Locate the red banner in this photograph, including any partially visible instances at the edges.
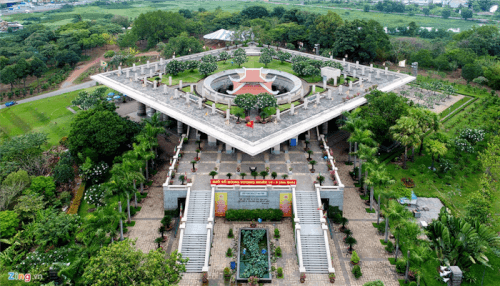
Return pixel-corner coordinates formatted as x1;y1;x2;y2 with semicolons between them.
210;179;297;186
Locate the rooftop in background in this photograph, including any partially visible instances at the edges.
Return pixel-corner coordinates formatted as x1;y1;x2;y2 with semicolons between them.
92;44;415;156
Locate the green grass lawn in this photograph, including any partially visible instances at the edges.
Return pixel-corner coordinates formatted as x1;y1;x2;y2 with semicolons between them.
439;96;472;118
162;56;322;86
0;86;99;147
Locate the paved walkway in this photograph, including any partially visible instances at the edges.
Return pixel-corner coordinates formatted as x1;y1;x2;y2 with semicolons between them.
0;81;96;110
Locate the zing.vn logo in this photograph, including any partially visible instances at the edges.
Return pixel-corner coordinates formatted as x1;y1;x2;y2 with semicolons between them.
8;272;42;282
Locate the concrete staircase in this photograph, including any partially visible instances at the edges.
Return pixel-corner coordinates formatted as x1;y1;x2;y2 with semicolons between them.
295;190;329;273
182;190;211;272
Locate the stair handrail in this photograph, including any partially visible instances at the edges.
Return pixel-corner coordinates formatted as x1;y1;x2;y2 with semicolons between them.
292;186;306;273
322;224;335;274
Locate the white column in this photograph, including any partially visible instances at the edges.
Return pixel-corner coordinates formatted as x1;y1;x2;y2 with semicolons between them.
272;144;280;155
225;143;233;154
179;80;183;89
169;76;172;85
141;66;144;74
147;61;150;68
208;135;217;147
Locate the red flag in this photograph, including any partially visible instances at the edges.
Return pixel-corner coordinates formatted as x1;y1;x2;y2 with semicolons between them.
246;120;254;128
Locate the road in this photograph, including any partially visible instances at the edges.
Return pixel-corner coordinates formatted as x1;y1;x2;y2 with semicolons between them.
0;81;96;110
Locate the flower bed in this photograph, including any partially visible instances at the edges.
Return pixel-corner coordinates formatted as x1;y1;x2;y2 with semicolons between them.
67;182;85;215
237;228;272;283
401;177;415;188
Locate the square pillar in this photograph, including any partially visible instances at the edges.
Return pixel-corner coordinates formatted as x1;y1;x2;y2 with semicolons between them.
208;135;217;147
225;143;233;154
177;121;184;135
272;144;280;155
137;102;146;116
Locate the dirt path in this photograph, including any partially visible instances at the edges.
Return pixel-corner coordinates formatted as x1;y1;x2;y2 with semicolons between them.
61;50;161;89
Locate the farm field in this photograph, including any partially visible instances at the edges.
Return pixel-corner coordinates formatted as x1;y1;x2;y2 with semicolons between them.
4;0;489;31
0;86;99;147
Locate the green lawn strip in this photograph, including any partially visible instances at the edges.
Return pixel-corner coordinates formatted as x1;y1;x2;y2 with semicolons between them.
205;101;244;115
440;97;477;124
439;96;471;117
360;195;369;200
0;86;101;148
365;208;376;213
181;86;191;93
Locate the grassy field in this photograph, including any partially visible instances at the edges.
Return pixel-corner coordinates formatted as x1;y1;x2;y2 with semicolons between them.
0;86;99;147
5;0;488;32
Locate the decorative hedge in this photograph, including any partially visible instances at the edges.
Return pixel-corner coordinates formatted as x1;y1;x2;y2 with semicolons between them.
67;183;85;215
225;209;283;221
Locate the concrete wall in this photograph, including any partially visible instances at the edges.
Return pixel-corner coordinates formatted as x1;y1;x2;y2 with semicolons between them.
164;189;188;210
320;189;344;211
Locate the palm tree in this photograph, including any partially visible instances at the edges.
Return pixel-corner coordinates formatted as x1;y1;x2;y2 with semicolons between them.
196;140;202;150
364;164;395;211
349;129;375;179
307;150;314;161
121;155;145;207
409;107;440;157
123;150;145;193
110;163;143;224
77;203;123;248
317;175;325;186
358;143;378;191
240;172;247;179
343;229;353;238
191;160;197;172
271;172;277;179
382;200;412;245
339;217;349;230
340;109;365;162
227;173;232;179
426;139;447;171
281;174;288;179
345;236;357;252
209;171;218;179
309;160;317;173
389;116;421;169
134;141;155;180
260;171;268;179
304;139;310;151
251;171;258;179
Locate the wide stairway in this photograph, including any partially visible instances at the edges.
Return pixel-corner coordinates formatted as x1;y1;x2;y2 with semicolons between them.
295;190;329;273
181;190;211;272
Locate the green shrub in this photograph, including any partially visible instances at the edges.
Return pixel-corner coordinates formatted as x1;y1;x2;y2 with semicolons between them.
161;215;172;227
225;209;283;221
30;176;56;199
363;280;385;286
352;265;362;278
409;282;417;286
351;250;360;264
275;246;282;257
2;169;30;188
164;208;179;217
0;210;20;238
226;247;233;257
53;163;74;184
385;241;394;253
396;258;406;274
228;228;234;238
104;50;115;58
274;228;280;238
277;267;283;278
376;222;385;234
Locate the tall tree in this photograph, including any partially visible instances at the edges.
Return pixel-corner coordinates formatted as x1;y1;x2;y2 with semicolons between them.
390;116;421;169
365;163;395;211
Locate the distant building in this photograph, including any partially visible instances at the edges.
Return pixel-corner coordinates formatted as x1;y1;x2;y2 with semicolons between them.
0;21;23;32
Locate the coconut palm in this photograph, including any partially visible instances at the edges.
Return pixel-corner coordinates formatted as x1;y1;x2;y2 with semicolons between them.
364;164;395;211
358;143;378;191
133;142;155;181
382;200;412;244
340;109;366;162
349;129;375;181
77;203;123;247
309;160;317;172
122;155;146;207
260;171;268;179
209;171;218;179
240;172;247;179
339;217;349;230
389;116;421;169
110;162;144;224
307;150;314;161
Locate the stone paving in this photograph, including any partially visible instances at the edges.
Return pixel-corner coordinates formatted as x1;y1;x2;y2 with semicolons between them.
127;130;402;285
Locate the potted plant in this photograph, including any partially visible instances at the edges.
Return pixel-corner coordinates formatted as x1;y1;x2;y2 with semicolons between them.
179;175;186;185
309;160;317;173
230;276;236;286
271;171;277;179
288;167;293;175
155;237;163;249
351;250;360;265
282;174;289;179
317;175;325;186
304;140;310;151
195;140;202;150
248;276;259;286
345;236;357;253
183;137;188;143
159;226;165;238
236;166;241;173
266;166;270;172
202;272;208;284
251;171;258;179
209;171;218;179
228;228;234;238
250;219;257;228
329;273;335;283
240;172;246;179
300;273;306;283
245;116;251;123
260;171;269;179
307;150;314;161
162;215;173;230
191;160;197;172
195;149;201;160
223;267;231;281
255;115;262;123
